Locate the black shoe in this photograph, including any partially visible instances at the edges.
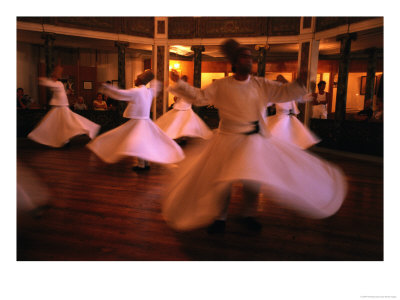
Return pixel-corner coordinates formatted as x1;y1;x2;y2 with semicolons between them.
239;217;262;233
132;166;147;172
177;139;187;146
207;220;226;234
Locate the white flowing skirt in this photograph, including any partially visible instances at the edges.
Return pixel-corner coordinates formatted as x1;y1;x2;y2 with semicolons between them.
162;131;347;231
266;114;320;149
17;161;49;212
27;106;100;148
86;118;185;164
155;109;213;140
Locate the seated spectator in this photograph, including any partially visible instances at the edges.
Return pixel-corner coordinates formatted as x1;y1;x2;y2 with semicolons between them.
372;98;383;121
373;74;383;121
93;93;108;111
17;88;32;109
74;96;88;110
355;99;373;121
104;81;118;110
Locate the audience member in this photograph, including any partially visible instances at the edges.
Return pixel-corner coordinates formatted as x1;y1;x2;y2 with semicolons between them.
74;96;88;110
104;81;118;110
93;93;108;110
372;98;383;121
17;88;32;109
311;81;330;119
355;98;373;121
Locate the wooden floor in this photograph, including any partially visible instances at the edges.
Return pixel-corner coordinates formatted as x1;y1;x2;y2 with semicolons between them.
17;137;383;261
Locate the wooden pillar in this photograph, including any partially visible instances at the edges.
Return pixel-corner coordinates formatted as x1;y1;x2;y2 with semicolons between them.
76;48;81;105
191;45;205;88
115;42;129;89
297;17;319;126
191;45;205;114
42;33;55;77
115;42;129;114
365;47;377;107
153;17;169;120
155;45;166;119
41;33;55;106
335;33;357;123
255;44;269;77
297;38;319;126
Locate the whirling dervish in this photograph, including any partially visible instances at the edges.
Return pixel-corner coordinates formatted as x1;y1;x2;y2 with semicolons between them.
155;75;213;142
28;65;100;147
86;70;185;170
266;75;321;149
162;39;347;234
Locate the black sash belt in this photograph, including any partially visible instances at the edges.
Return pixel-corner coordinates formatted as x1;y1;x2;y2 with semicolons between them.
244;120;260;135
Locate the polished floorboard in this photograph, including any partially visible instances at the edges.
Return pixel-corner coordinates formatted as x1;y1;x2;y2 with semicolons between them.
17;136;383;261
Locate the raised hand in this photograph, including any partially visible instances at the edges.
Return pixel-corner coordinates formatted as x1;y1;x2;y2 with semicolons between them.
170;70;180;83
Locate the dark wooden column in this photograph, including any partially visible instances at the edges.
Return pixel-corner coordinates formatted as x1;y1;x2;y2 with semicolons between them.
297;41;311;123
156;45;165;119
191;46;205;114
365;47;377;106
115;42;129;89
41;33;55;106
42;33;55;77
256;44;269;77
191;46;205;88
335;33;357;123
115;42;129;114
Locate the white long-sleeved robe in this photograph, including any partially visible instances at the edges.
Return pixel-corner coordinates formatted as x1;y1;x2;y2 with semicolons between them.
162;75;347;231
155;96;213;140
267;100;320;149
86;81;185;164
27;78;100;147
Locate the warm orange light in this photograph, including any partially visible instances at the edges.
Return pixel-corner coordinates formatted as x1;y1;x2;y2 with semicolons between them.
169;61;181;72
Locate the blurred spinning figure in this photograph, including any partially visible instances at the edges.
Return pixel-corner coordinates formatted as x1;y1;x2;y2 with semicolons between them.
28;65;100;147
162;39;347;233
266;75;320;149
86;70;185;170
155;75;213;142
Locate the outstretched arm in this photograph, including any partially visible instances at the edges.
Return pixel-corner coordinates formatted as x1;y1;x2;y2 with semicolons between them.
101;84;139;101
38;77;60;88
296;93;314;103
261;77;314;105
149;80;162;98
168;70;216;106
261;79;307;104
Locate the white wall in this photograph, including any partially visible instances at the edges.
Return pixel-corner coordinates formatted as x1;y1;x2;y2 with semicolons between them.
17;44;148;108
331;72;383;113
17;42;39;106
126;53;144;89
96;51;144;88
96;51;118;84
346;72;366;112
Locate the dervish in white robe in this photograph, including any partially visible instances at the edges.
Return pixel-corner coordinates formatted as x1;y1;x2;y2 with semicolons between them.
162;75;347;231
155;96;213;140
86;81;185;165
28;77;101;147
266;99;320;149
